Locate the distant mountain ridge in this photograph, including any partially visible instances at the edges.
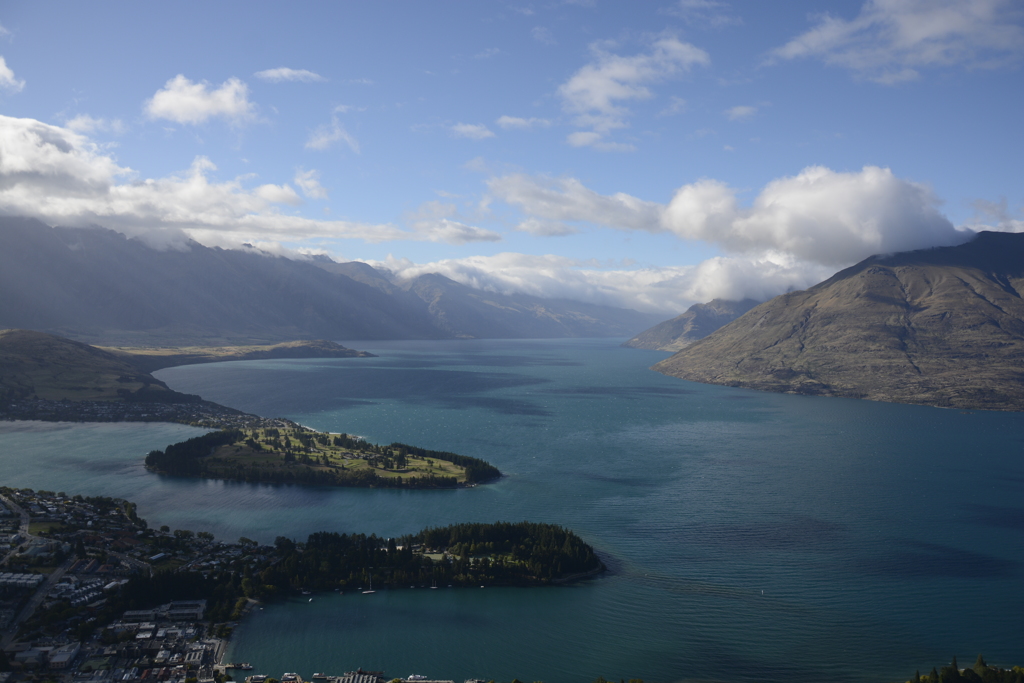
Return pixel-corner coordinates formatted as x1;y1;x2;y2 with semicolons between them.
654;231;1024;411
624;298;760;351
0;217;663;344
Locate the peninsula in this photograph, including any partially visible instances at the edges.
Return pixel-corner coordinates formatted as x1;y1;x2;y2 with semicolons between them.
0;329;502;488
144;427;502;488
2;486;603;647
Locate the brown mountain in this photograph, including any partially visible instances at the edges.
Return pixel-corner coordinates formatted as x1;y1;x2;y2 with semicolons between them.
654;231;1024;411
623;298;760;351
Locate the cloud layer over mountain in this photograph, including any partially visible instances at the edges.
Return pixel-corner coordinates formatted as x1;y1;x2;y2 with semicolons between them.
0;113;1006;315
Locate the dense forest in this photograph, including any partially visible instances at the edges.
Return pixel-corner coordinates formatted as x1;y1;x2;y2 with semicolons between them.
82;522;603;627
144;428;501;489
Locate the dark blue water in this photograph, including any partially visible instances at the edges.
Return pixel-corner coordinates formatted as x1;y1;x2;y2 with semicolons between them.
3;339;1022;682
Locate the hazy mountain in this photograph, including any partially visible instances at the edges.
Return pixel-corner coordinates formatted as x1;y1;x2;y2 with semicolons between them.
0;217;662;344
654;231;1024;411
623;298;760;351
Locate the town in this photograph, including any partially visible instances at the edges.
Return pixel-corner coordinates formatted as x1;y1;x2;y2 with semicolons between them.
0;487;600;683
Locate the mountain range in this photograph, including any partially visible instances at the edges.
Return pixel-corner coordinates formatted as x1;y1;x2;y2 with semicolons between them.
0;217;663;345
653;231;1024;411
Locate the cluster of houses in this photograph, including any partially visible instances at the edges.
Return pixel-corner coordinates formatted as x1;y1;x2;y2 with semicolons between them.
3;600;221;683
1;489;495;683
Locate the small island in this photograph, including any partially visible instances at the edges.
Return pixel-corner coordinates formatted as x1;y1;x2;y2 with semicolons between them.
145;426;502;488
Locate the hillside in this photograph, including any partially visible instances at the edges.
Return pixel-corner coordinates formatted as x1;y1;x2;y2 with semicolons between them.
0;328;193;403
0;217;662;344
654;231;1024;411
624;298;760;351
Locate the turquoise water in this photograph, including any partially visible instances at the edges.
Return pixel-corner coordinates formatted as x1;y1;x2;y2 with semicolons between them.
2;338;1023;682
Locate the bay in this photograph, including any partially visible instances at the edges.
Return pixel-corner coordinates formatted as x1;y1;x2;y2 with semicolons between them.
2;338;1022;683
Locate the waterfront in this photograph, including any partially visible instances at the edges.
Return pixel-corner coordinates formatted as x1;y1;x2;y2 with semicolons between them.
2;338;1023;682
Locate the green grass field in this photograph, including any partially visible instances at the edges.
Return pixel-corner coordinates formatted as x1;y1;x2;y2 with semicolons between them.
206;427;468;483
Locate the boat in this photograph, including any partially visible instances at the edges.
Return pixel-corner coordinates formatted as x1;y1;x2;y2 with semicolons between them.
362;575;375;594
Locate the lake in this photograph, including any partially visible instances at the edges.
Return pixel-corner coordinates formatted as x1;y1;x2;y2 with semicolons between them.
2;338;1022;683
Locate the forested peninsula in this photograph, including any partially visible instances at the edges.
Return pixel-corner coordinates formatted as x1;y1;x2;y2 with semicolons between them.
144;426;502;488
5;487;603;646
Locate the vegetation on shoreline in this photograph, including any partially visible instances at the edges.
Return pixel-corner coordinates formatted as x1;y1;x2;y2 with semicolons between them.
144;426;501;488
4;485;602;645
898;655;1024;683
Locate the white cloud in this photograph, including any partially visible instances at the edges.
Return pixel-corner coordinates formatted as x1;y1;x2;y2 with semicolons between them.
65;114;126;135
144;75;256;125
473;165;976;308
967;198;1024;233
411;218;502;244
559;36;710;147
306;107;360;153
496;115;551;130
769;0;1024;84
725;105;757;120
566;131;636;152
371;251;827;314
254;67;326;83
0;56;25;93
490;167;966;267
0;114;493;249
294;168;328;199
474;48;500;59
664;0;742;27
515;218;579;237
662;165;967;265
488;173;662;231
531;26;556;45
450;123;495;140
255;183;301;205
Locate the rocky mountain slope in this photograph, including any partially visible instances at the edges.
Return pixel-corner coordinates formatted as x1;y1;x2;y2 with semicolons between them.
0;217;662;344
654;231;1024;411
624;298;760;351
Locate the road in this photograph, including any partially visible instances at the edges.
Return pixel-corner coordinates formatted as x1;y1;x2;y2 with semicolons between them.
0;492;31;566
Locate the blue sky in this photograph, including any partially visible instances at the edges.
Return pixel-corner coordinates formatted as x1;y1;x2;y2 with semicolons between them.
1;1;1022;313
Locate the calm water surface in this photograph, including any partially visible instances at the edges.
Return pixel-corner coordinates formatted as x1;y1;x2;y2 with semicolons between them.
2;338;1022;683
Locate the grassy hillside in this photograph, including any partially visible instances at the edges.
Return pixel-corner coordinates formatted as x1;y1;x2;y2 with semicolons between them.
654;232;1024;411
0;328;187;402
103;339;374;373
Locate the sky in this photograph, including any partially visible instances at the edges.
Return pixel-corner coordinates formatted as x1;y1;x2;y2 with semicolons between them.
1;0;1022;315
